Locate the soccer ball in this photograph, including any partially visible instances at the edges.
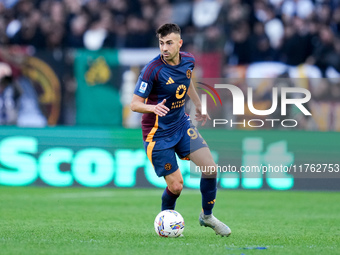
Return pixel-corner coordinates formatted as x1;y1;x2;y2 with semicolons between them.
154;210;185;237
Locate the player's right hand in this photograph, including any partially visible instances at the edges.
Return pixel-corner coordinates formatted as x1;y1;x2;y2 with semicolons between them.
153;99;169;117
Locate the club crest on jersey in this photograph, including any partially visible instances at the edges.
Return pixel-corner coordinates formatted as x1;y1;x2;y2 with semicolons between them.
186;69;192;79
165;163;172;171
139;81;148;93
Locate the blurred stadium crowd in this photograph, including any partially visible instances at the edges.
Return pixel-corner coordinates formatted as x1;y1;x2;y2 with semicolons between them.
0;0;339;71
0;0;340;129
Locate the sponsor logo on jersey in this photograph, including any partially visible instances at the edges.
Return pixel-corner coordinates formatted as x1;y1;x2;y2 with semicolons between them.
176;85;187;99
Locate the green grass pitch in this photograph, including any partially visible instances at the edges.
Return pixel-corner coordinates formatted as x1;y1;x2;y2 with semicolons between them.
0;187;339;255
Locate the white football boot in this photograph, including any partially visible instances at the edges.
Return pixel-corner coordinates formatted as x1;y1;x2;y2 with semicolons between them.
199;212;231;237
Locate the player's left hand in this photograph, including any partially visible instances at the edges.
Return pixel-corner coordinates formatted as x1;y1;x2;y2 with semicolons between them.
195;106;211;126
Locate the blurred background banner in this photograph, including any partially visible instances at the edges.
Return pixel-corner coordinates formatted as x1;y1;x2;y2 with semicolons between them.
74;49;122;125
1;46;339;130
0;0;340;190
0;127;339;190
0;47;61;126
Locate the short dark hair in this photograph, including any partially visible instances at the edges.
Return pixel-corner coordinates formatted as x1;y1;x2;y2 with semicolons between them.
156;23;181;38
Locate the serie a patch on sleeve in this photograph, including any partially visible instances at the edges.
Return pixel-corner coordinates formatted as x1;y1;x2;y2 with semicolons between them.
139;81;148;93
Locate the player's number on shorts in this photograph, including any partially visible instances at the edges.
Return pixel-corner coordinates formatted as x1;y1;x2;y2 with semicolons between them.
187;128;207;144
187;128;198;139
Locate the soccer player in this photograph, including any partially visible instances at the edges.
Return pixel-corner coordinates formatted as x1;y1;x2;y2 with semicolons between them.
130;23;231;237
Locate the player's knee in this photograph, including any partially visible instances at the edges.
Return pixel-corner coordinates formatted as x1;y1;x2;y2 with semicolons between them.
169;182;183;195
201;163;218;178
202;172;217;179
206;167;218;177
